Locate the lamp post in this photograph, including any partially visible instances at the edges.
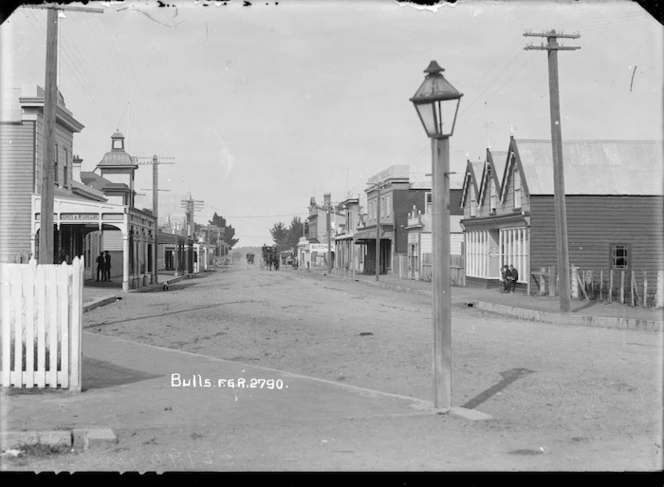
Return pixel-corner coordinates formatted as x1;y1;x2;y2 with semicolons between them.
410;60;463;410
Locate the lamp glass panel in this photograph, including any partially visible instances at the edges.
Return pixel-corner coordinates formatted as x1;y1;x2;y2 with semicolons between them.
414;102;436;137
438;98;461;136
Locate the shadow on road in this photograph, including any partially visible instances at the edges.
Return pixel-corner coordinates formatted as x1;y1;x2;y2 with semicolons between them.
462;368;535;410
82;357;163;391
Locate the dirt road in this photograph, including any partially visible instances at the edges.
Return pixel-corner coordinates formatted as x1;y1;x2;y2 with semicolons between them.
5;265;661;471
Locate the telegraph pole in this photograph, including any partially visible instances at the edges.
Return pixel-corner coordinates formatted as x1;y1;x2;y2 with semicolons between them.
180;194;203;274
375;183;381;281
31;4;103;263
324;193;332;273
524;29;580;313
135;155;175;284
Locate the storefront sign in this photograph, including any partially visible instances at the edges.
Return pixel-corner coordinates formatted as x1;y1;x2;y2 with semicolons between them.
103;213;124;221
60;213;99;220
310;243;335;252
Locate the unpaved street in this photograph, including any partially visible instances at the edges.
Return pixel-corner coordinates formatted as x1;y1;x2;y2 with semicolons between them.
76;265;662;469
6;264;661;471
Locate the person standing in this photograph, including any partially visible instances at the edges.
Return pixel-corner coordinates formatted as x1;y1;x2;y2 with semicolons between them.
507;264;519;293
96;252;105;281
104;250;112;282
500;265;509;292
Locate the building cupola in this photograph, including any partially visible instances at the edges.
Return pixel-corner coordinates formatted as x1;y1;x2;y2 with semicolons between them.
111;130;125;151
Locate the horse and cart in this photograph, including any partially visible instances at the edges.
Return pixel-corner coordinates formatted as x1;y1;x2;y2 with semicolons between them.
246;252;255;265
260;245;280;271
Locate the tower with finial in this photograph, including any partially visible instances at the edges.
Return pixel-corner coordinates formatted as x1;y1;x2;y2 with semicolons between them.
95;130;138;206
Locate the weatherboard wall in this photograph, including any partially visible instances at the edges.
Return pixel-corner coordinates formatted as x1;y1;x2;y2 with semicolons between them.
529;195;664;290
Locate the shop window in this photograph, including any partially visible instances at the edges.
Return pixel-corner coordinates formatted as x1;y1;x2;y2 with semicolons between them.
610;244;629;270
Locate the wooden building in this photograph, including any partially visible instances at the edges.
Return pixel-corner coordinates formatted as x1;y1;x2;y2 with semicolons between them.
461;136;664;293
0;85;156;291
353;165;429;275
405;173;465;281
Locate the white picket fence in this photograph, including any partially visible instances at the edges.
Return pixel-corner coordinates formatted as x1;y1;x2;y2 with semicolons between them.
0;257;83;391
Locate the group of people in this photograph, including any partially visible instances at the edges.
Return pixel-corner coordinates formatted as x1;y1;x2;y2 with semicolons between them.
95;250;112;282
501;264;519;293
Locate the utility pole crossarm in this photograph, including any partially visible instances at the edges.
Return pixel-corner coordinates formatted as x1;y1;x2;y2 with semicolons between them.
524;45;581;51
523;31;580;39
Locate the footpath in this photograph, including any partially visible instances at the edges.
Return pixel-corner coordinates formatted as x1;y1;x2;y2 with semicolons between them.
303;267;664;333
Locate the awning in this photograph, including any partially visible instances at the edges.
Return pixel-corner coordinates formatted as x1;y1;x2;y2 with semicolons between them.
353;228;394;241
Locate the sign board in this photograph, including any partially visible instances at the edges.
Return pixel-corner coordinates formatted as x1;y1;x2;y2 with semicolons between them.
310;243;335;253
60;213;99;220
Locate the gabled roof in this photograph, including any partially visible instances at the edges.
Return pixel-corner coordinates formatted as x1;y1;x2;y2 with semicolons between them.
478;149;508;205
460;159;483;207
511;139;663;195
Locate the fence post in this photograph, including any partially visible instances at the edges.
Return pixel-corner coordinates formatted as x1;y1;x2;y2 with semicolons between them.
25;260;37;388
1;265;11;387
630;271;636;307
548;266;555;296
571;265;578;300
36;264;46;388
620;270;625;305
643;271;648;308
657;271;664;308
70;257;83;392
59;262;69;388
12;265;23;386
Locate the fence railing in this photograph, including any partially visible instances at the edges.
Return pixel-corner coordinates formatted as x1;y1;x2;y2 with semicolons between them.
0;258;83;390
532;265;664;308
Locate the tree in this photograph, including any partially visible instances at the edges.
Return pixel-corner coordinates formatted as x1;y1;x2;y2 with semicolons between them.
286;217;304;251
208;212;239;249
269;222;289;251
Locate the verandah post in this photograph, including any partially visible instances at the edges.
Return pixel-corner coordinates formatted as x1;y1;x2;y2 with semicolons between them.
643;271;648;308
620;270;625;305
609;269;614;304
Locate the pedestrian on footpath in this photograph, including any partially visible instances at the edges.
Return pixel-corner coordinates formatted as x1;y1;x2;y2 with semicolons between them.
96;252;105;281
104;250;112;282
500;265;509;292
507;264;519;293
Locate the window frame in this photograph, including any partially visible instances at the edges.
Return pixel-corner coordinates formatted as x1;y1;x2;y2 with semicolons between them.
610;243;630;271
513;165;522;209
54;143;59;185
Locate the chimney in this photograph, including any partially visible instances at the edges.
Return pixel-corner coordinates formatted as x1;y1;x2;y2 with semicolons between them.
72;155;83;183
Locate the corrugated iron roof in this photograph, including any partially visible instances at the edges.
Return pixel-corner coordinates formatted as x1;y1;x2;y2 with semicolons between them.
80;171;129;191
515;139;663;195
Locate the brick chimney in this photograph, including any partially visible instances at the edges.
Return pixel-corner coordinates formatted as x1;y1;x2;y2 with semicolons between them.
72;155;83;183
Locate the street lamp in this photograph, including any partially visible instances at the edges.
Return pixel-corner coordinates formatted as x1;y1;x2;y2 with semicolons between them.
410;60;463;410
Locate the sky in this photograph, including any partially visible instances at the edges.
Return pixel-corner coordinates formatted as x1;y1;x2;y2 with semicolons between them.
1;0;662;247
